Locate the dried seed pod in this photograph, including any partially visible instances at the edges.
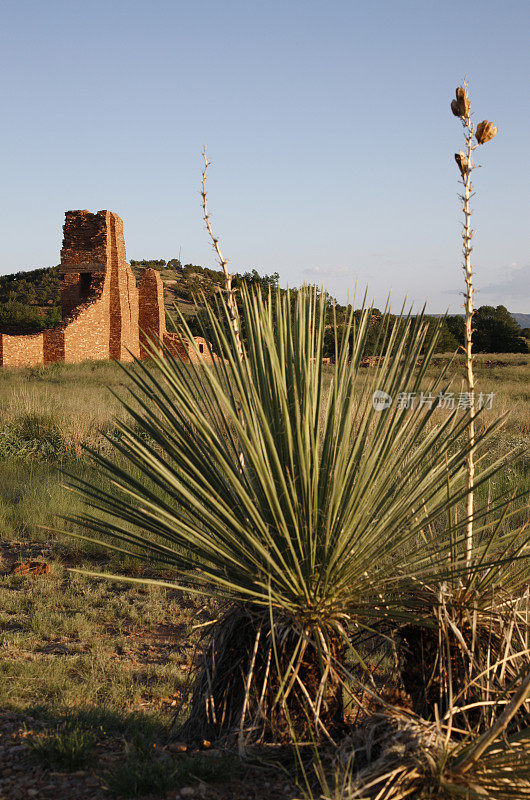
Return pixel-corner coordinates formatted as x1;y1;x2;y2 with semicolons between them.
454;151;468;178
475;120;498;144
451;86;470;118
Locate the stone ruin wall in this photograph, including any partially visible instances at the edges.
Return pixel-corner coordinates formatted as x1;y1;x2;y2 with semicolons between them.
0;330;45;369
164;332;212;363
139;267;167;358
0;210;211;369
138;267;214;364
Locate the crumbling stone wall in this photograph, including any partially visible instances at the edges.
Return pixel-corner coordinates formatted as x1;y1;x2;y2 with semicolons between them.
58;210;140;363
138;268;213;363
0;210;211;369
60;210;108;316
43;327;65;364
164;332;213;363
0;211;139;367
139;268;167;358
108;213;139;361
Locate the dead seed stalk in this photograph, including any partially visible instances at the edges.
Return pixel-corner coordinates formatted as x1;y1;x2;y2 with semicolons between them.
452;78;498;568
201;146;244;362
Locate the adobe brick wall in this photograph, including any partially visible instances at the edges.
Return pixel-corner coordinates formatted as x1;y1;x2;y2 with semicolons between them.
0;210;209;369
62;289;110;363
60;210;108;316
164;332;214;364
61;209;107;266
0;331;44;368
163;332;190;361
43;327;65;364
58;210;139;363
137;268;214;364
139;268;167;358
192;336;212;362
108;213;139;361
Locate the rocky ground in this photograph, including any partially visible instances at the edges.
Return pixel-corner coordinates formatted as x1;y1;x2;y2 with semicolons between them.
0;712;300;800
0;541;302;800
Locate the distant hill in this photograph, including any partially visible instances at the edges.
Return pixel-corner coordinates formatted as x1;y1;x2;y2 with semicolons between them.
512;313;530;329
128;261;280;331
0;262;279;334
0;262;528;347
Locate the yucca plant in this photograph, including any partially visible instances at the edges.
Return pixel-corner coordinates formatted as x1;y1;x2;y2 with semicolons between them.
391;83;528;732
67;286;512;746
337;723;530;799
397;514;530;731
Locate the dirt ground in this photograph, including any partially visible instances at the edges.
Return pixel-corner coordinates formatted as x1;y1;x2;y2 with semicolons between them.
0;541;302;800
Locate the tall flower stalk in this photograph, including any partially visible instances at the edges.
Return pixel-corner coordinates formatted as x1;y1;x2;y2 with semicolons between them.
452;79;498;567
200;147;246;469
201;145;243;361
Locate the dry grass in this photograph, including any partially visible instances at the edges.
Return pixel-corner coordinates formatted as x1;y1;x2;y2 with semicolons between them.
0;553;204;716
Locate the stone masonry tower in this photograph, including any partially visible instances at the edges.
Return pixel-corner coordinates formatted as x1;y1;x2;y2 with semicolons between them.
58;210;140;361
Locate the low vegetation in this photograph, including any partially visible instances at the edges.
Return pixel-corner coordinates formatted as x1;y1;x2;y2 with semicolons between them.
0;324;528;797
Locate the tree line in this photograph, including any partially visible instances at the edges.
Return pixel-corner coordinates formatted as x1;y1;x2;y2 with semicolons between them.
0;261;527;353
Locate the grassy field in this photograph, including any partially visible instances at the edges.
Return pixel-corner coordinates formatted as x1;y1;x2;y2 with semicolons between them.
0;353;528;798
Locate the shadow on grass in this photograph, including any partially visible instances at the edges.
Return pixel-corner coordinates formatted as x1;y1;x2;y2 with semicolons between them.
29;702;169;740
23;704;239;798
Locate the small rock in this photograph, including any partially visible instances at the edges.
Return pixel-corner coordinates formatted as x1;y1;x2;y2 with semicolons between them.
168;741;187;753
27;791;39;798
180;788;195;798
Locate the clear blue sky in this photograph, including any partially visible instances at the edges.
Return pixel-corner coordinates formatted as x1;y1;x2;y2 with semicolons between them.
1;0;528;312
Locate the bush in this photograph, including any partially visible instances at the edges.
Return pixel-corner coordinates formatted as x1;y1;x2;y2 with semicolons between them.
0;300;61;333
0;413;66;460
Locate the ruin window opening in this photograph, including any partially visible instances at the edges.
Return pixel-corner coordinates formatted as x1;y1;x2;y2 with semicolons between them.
80;272;92;300
199;343;204;353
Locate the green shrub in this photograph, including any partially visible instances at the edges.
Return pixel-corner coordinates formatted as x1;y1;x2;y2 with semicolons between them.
0;413;66;459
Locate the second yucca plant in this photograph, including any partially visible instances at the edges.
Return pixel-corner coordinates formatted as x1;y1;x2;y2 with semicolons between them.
393;81;527;732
